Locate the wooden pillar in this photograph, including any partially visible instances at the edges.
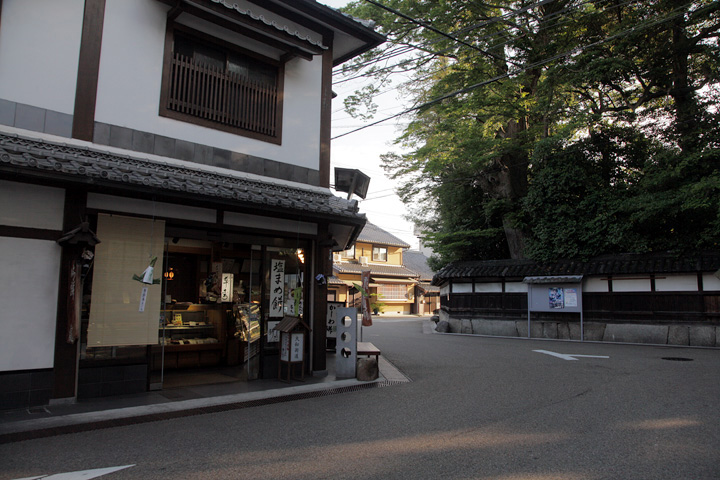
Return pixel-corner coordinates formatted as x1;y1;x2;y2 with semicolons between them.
318;33;334;188
312;224;333;373
72;0;106;141
52;189;87;401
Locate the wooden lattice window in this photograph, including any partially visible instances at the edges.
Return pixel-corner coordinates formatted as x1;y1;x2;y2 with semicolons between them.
160;25;283;144
377;284;408;301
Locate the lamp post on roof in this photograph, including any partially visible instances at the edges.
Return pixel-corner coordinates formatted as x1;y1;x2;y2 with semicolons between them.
334;167;370;200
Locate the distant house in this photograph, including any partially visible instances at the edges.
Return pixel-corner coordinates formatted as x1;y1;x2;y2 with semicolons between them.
403;250;440;315
432;252;720;346
331;223;421;314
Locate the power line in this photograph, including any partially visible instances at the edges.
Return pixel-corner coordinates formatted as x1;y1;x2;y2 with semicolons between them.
331;1;699;140
333;0;630;86
361;0;524;68
331;1;602;99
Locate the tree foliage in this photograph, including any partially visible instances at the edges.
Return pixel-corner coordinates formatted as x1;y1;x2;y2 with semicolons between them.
338;0;720;265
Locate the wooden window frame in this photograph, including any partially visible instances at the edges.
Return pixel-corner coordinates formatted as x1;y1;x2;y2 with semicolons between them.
377;284;408;301
372;246;388;262
159;22;284;145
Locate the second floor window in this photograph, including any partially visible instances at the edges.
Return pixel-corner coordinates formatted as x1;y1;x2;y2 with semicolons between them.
372;246;388;262
160;25;283;143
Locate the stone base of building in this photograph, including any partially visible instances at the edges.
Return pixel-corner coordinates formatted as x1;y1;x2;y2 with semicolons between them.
439;311;720;347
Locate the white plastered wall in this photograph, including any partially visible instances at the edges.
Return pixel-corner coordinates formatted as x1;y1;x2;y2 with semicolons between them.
0;0;84;113
451;282;473;293
0;180;66;229
0;181;65;371
0;238;61;371
505;282;528;293
702;273;720;291
655;274;699;292
584;277;609;292
94;0;323;170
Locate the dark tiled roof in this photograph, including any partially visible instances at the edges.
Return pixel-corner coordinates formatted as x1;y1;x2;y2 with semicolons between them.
0;131;363;221
334;262;419;278
432;252;720;285
402;250;435;281
356;222;410;248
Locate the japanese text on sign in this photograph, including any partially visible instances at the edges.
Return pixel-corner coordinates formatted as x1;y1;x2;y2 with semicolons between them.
270;259;285;317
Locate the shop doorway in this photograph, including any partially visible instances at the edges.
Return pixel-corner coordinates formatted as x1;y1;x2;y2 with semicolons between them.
78;220;310;397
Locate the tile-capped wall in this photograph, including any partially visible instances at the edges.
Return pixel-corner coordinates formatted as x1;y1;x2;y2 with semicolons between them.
0;99;322;186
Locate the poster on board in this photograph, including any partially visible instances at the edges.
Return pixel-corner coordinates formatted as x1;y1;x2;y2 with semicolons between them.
565;288;578;308
549;287;564;309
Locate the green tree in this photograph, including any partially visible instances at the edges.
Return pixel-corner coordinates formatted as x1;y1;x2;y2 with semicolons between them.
339;0;720;264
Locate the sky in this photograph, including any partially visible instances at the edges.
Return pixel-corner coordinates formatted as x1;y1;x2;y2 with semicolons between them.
319;0;421;249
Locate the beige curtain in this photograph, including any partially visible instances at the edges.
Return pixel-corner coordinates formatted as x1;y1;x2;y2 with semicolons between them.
88;214;165;346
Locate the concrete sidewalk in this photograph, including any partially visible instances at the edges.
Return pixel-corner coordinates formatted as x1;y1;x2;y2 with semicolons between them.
1;356;409;443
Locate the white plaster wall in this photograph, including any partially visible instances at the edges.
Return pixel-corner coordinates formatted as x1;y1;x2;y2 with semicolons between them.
0;0;83;113
475;282;503;293
0;238;61;371
95;0;322;170
612;277;652;292
702;273;720;292
87;193;216;223
451;282;473;293
225;212;317;235
584;277;609;292
505;282;528;293
655;274;698;292
0;180;65;229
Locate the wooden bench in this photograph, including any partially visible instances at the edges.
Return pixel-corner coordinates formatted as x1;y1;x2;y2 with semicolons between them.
357;342;381;363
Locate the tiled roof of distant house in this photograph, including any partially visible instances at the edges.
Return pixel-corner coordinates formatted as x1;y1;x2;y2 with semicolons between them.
403;250;434;281
334;263;419;278
356;222;410;248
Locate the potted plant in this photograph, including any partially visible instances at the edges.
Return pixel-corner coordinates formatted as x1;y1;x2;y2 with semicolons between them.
370;293;385;315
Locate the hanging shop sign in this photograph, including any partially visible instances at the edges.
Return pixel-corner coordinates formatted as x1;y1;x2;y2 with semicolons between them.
270;259;285;317
221;273;234;302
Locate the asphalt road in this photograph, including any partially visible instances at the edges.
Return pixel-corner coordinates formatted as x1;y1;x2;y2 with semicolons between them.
2;317;719;480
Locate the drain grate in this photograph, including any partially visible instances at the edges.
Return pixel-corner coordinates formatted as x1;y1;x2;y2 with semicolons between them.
662;357;693;362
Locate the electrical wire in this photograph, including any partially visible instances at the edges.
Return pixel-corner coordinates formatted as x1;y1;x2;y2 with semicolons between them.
333;0;636;86
362;0;525;67
332;0;704;140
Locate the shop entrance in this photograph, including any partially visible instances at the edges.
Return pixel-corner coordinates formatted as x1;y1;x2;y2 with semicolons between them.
152;240;308;389
79;215;309;397
152;241;264;388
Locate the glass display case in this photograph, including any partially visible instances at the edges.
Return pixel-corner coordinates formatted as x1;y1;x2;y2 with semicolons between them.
153;305;225;369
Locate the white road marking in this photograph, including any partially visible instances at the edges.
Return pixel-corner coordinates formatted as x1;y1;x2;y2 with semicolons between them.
12;465;135;480
533;349;609;361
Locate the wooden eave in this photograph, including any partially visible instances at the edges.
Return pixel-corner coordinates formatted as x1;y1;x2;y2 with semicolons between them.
157;0;326;61
251;0;385;66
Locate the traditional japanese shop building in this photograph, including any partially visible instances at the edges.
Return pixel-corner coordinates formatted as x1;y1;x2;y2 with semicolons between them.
0;0;383;410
